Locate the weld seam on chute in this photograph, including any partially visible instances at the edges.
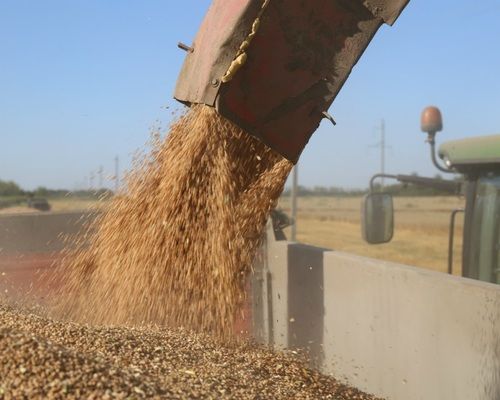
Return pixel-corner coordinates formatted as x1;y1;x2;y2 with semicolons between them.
221;0;271;83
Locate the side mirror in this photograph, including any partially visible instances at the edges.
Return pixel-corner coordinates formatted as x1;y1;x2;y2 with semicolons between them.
362;193;394;244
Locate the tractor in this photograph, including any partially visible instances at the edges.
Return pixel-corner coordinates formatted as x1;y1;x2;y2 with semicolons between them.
363;106;500;285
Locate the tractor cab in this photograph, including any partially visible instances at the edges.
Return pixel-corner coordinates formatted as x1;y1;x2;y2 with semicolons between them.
363;107;500;285
441;135;500;284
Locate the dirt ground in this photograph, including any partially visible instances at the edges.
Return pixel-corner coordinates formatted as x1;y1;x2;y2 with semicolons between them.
279;195;465;274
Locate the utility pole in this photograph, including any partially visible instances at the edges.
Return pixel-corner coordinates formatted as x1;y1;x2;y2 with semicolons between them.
98;165;104;189
114;156;120;193
89;171;95;190
381;119;386;187
290;164;298;241
369;119;390;188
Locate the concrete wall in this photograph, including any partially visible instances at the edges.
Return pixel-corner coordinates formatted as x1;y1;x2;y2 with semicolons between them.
255;238;500;400
0;211;97;299
0;211;96;254
323;252;500;400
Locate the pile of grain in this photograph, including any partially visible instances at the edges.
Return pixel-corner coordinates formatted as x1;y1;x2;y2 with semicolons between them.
0;303;380;400
50;105;292;336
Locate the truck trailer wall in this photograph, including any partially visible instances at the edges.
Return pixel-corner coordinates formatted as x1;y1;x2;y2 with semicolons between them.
257;240;500;400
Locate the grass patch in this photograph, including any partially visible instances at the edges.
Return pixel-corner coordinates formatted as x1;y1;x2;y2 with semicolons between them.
279;195;465;274
0;196;26;210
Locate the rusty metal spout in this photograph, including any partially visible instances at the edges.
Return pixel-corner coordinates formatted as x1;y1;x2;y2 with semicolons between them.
174;0;409;163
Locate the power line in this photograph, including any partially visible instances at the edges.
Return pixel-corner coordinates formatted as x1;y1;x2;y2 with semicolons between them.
368;119;391;188
89;171;95;190
114;156;120;193
98;165;104;189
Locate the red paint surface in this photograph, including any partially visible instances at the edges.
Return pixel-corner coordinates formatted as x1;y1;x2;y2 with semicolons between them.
0;252;253;335
233;279;253;336
218;0;371;161
0;253;61;301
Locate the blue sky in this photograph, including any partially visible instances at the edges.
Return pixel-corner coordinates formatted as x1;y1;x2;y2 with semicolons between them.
1;0;500;190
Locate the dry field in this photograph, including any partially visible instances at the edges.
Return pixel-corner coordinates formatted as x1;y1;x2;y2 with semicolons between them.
279;195;465;275
0;198;104;215
2;195;465;275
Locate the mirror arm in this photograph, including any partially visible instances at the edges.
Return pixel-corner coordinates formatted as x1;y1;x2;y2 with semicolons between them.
370;172;461;194
369;173;398;191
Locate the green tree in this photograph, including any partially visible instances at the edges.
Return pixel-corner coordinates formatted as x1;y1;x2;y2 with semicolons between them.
0;180;23;196
34;187;49;197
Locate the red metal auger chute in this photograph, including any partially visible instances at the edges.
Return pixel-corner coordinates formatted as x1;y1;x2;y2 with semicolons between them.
175;0;409;163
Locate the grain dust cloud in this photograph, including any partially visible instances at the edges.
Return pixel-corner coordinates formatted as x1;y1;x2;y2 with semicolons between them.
50;105;293;336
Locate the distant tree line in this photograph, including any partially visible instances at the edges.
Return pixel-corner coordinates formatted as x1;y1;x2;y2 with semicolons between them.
0;180;24;197
281;186;367;197
1;170;460;208
30;186;113;200
0;179;113;209
0;179;112;198
281;174;462;197
281;184;456;198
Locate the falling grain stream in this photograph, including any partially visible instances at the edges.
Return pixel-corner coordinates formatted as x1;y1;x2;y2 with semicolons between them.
1;106;381;399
